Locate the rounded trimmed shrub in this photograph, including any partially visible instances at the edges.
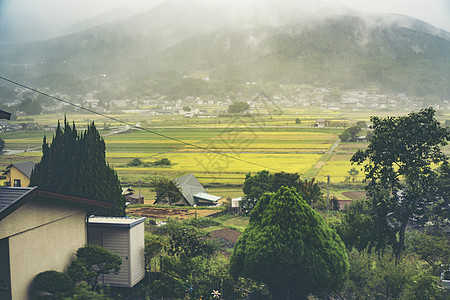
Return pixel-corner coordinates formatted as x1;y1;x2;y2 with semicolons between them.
34;270;74;296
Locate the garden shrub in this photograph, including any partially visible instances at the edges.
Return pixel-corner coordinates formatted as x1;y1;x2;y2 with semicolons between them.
34;270;74;297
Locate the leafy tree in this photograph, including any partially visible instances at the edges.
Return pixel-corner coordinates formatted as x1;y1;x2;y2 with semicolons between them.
337;249;441;300
160;220;218;299
334;199;379;252
152;178;183;205
295;118;301;124
183;106;191;112
227;101;250;113
339;126;361;142
298;177;324;206
406;231;450;274
154;158;171;165
30;119;126;216
242;171;324;212
34;270;74;297
330;195;340;211
68;245;121;292
348;167;359;182
0;137;5;152
241;170;273;211
127;157;142;166
230;187;348;299
356;121;367;128
351;108;449;262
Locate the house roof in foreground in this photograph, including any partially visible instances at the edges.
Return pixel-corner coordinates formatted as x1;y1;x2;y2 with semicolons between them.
4;161;36;178
0;187;113;222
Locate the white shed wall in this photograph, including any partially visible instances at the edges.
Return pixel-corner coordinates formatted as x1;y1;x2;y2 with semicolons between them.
89;227;131;286
129;223;145;286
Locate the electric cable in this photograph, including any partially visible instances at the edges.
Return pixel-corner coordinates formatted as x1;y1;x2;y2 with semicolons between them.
0;76;284;172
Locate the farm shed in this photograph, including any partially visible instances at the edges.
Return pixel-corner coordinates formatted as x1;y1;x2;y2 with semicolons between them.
88;216;146;288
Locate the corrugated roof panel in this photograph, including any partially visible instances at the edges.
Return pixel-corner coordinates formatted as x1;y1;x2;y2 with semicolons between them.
194;192;221;202
0;187;35;215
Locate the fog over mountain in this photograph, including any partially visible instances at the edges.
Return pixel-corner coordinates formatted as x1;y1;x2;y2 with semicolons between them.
0;0;449;99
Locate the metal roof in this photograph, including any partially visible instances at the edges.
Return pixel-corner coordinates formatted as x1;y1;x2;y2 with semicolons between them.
0;187;113;222
0;187;36;221
173;173;205;206
88;216;145;228
194;192;221;202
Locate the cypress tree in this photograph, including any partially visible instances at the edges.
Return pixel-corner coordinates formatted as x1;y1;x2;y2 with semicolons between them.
30;119;126;216
230;186;348;299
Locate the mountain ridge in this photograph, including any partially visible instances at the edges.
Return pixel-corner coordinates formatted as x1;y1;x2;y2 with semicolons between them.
0;1;449;100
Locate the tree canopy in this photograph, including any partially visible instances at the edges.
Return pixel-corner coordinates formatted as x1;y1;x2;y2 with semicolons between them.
152;178;183;205
230;186;348;299
351;107;449;261
68;245;121;291
242;171;323;212
339;126;361;142
30;119;126;216
227;101;250;113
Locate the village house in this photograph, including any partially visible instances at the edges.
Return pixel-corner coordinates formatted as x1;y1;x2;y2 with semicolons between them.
3;161;35;187
122;187;144;204
0;187;112;299
315;118;327;128
154;173;221;206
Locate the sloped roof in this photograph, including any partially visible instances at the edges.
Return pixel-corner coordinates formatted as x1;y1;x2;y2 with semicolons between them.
0;109;11;120
0;187;113;222
173;173;205;206
4;161;36;178
0;187;36;221
194;192;221;202
122;187;134;196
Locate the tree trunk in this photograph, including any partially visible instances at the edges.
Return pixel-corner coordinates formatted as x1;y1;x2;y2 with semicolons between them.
395;216;409;264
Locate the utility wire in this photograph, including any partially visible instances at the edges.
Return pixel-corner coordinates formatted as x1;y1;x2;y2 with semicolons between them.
0;76;284;172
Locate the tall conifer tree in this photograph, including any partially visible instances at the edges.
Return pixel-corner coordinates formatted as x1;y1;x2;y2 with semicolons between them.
30;119;126;216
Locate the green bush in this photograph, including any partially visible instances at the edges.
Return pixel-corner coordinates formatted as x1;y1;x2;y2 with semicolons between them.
34;270;74;297
127;158;142;166
63;282;111;299
67;245;121;291
185;217;221;228
154;158;171;165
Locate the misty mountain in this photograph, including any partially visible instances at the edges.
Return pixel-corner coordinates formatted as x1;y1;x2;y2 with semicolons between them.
0;0;449;99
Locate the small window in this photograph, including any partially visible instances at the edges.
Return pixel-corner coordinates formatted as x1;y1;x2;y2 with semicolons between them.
13;179;21;187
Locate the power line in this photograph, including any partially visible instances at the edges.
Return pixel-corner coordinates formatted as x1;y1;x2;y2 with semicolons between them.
0;75;284;172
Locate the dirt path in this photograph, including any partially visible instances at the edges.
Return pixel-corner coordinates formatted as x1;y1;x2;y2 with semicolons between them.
127;206;219;220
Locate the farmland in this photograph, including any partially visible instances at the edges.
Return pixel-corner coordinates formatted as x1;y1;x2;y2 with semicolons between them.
3;108;447;202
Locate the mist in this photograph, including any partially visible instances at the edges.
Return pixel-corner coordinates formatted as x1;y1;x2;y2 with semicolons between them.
0;0;449;45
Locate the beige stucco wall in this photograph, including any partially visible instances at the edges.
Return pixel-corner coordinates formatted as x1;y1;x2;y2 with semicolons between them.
6;166;30;187
1;199;87;299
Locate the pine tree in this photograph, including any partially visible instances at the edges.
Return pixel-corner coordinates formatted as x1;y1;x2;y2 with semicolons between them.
30;119;126;216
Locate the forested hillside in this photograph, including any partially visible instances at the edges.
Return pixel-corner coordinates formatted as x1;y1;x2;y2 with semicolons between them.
0;0;449;100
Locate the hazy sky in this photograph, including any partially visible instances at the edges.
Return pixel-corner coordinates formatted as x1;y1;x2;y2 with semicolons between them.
1;0;449;44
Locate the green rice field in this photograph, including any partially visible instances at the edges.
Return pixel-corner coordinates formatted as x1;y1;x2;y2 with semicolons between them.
4;109;447;202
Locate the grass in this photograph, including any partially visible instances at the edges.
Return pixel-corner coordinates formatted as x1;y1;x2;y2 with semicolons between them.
215;215;250;232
